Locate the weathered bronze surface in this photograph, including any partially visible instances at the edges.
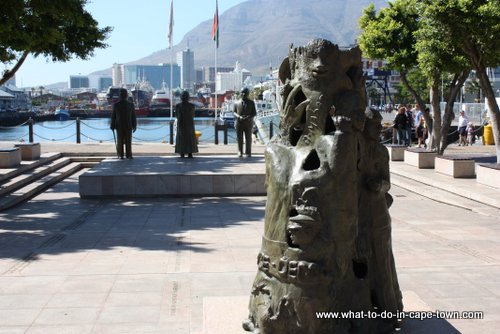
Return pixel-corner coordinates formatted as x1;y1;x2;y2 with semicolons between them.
243;39;403;333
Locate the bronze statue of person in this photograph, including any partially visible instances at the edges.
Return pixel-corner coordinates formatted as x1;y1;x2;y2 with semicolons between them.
233;87;257;157
110;88;136;159
175;91;198;158
357;108;403;331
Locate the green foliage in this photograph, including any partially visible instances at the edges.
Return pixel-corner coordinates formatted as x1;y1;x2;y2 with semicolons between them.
393;68;429;104
358;0;419;72
0;0;112;81
421;0;500;68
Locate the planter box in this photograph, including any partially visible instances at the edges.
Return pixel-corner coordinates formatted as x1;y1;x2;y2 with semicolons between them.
435;156;475;178
14;142;41;160
404;148;437;169
385;144;407;161
0;148;22;168
476;163;500;189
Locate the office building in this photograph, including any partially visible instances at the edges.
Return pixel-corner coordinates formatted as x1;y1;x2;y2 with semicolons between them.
176;47;195;91
69;75;90;89
203;66;234;83
112;64;180;91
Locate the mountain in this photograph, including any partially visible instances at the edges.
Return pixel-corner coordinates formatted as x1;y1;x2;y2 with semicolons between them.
100;0;388;76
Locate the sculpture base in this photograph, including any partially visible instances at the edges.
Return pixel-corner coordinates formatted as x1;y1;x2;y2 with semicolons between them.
79;156;266;198
203;292;461;334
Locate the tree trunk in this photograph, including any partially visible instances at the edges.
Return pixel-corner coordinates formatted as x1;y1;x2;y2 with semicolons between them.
430;81;441;152
463;41;500;162
0;51;30;86
399;72;434;148
440;71;470;154
474;66;500;162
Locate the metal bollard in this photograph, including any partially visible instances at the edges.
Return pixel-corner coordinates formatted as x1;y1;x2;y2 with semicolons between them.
223;123;228;145
214;122;219;145
169;121;174;144
76;118;81;144
28;117;34;143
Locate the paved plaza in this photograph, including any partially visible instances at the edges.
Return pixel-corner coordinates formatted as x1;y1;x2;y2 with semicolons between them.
0;142;499;333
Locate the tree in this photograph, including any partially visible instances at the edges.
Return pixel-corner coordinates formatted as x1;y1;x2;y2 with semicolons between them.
421;0;500;161
358;1;431;139
414;1;470;154
0;0;112;86
359;0;470;154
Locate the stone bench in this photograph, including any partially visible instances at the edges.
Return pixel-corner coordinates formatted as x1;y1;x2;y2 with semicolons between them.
404;148;437;169
14;142;41;160
385;144;407;161
435;156;476;178
0;148;22;168
476;163;500;189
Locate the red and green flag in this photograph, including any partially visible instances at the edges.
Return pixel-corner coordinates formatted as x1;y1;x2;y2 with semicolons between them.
211;0;219;48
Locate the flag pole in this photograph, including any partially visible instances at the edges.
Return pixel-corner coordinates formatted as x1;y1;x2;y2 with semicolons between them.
212;0;219;121
214;42;218;121
168;0;174;120
170;51;173;119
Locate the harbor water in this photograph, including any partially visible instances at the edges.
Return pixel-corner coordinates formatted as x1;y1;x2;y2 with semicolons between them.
0;117;237;144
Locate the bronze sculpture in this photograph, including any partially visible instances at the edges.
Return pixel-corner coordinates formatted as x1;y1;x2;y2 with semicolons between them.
243;39;403;334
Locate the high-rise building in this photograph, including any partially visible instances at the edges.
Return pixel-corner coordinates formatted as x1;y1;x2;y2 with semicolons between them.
69;75;90;89
89;74;113;91
112;64;180;91
98;77;113;92
176;47;195;91
203;66;234;83
216;62;251;92
112;63;123;87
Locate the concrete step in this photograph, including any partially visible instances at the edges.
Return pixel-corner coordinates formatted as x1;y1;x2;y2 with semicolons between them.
0;157;72;197
0;162;83;212
390;161;500;209
391;173;500;217
0;152;61;184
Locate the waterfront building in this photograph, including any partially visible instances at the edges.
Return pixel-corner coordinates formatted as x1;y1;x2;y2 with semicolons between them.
0;85;29;111
202;66;234;83
216;61;251;92
112;63;180;91
112;63;123;87
177;47;196;92
69;75;90;89
0;90;14;112
88;74;113;92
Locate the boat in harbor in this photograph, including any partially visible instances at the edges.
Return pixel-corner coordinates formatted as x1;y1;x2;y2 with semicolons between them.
131;80;153;117
150;81;171;108
218;99;236;127
254;99;279;144
54;108;70;121
106;85;153;117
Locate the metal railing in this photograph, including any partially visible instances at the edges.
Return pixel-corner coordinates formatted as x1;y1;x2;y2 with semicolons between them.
1;118;232;145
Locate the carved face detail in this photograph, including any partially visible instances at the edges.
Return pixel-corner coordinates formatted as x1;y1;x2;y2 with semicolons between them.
278;39;366;147
287;186;322;247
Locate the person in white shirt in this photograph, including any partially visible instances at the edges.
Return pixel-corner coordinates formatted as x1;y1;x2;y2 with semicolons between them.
457;110;469;146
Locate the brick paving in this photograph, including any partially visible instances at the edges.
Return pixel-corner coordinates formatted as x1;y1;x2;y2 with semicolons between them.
0;142;498;333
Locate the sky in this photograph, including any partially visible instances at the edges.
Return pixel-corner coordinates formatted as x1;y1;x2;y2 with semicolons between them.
11;0;246;88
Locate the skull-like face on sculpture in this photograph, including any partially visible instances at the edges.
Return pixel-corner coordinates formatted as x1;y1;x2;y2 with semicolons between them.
278;39;367;146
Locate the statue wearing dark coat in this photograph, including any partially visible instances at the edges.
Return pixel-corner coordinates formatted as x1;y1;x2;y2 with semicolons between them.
233;87;257;157
175;91;198;158
110;88;136;159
